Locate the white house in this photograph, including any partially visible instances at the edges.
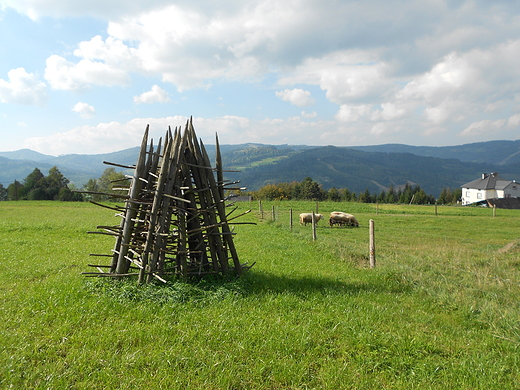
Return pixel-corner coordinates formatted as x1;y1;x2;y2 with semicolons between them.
461;172;520;206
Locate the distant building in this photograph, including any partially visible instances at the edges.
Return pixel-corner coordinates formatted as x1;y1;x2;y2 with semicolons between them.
461;172;520;206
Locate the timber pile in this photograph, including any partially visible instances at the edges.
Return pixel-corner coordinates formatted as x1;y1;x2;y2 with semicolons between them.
84;119;253;283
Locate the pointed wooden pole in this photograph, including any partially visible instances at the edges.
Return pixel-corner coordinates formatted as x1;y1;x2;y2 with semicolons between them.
115;126;149;274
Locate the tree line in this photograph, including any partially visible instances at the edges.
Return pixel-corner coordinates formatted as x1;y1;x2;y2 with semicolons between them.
0;170;461;205
0;167;126;202
248;177;462;205
1;167;82;201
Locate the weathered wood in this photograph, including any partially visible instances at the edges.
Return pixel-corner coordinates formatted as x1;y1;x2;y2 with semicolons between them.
103;161;136;169
80;191;129;199
89;201;125;212
139;134;173;283
115;126;150;274
369;219;376;268
312;211;317;241
88;119;248;283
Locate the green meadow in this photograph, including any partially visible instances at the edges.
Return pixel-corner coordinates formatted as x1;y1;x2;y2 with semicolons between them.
1;201;519;389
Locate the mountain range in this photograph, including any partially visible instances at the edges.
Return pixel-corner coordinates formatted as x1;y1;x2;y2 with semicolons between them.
1;139;519;197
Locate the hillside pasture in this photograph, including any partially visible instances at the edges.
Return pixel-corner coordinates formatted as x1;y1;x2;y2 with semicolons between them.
1;201;519;389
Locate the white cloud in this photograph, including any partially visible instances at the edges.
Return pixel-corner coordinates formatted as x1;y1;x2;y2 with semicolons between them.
4;0;520;150
335;104;372;123
0;67;47;105
460;119;507;137
371;103;406;121
278;50;392;103
45;54;130;90
507;114;520;128
22;115;340;155
0;0;174;20
133;85;171;104
423;126;448;137
275;88;314;107
72;102;96;119
301;111;317;118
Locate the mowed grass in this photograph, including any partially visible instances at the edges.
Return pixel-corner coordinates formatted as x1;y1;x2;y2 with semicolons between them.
1;201;520;389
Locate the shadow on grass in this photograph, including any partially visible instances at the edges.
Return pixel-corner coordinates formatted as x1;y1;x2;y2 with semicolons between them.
243;269;415;297
85;268;414;305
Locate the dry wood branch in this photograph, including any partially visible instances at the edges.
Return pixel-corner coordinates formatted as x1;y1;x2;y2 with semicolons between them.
103;161;136;169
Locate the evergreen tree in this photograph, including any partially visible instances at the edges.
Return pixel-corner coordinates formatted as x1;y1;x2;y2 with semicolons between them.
23;168;46;199
7;180;22;200
358;188;372;203
385;185;397;203
342;188;352;202
43;166;70;200
437;187;452;204
399;183;413;203
327;187;341;202
0;183;7;201
377;190;386;203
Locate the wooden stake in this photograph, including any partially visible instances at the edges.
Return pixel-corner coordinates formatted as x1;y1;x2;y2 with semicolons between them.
312;211;317;241
369;219;376;268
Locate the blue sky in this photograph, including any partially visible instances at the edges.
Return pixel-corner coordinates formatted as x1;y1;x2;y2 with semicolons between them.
1;0;520;156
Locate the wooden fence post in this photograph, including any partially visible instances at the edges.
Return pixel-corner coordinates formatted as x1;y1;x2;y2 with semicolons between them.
290;208;293;230
369;219;376;268
312;211;317;241
315;201;319;214
435;205;438;216
272;205;275;221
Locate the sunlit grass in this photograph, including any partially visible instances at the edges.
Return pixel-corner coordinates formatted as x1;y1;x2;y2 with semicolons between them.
1;201;519;389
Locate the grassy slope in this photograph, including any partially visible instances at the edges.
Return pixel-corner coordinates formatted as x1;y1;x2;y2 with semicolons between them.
1;201;519;389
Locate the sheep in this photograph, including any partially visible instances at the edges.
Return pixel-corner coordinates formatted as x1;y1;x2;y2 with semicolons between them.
329;211;359;227
299;213;324;226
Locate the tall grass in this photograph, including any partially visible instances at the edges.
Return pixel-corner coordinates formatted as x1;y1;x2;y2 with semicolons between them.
1;201;519;389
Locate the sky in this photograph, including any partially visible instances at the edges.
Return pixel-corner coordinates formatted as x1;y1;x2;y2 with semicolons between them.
1;0;520;156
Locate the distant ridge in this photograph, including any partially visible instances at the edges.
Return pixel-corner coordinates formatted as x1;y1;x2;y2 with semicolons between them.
0;149;54;162
0;139;518;196
350;139;520;165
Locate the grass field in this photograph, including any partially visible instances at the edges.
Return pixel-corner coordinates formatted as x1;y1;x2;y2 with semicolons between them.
1;200;519;389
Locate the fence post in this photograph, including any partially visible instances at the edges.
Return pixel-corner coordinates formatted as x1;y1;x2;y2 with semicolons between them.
369;219;376;268
435;205;438;216
290;208;293;230
312;211;317;241
493;204;496;218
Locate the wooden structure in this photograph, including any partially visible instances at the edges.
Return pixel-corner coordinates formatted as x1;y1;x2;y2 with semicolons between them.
85;119;252;283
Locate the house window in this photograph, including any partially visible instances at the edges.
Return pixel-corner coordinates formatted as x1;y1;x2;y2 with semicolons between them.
477;193;482;199
466;191;470;197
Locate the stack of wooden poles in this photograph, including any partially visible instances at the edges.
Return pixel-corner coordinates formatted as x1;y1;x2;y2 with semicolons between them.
85;119;252;283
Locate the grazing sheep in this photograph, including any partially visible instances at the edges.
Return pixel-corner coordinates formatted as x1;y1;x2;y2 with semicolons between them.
299;213;324;226
329;211;359;227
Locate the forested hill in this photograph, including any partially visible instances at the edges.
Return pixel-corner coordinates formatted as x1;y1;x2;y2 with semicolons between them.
1;140;519;196
350;139;520;165
227;146;518;196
